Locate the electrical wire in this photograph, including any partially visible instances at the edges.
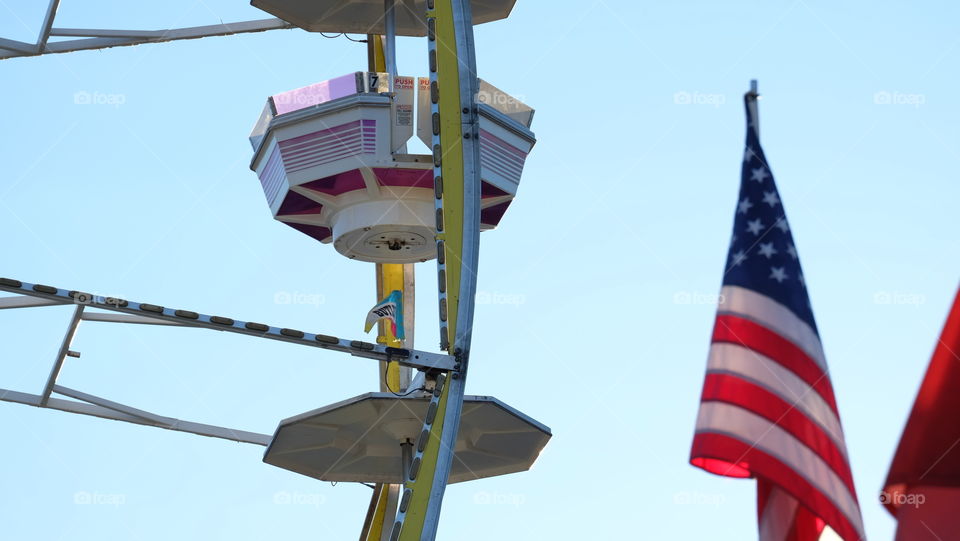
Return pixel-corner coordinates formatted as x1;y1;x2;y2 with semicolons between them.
319;32;368;43
383;363;427;397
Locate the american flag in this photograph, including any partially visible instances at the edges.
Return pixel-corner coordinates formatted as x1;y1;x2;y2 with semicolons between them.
689;93;865;541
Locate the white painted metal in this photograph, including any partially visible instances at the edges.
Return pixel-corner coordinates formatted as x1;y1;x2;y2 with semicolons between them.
54;384;168;425
0;387;272;445
36;0;61;50
332;198;436;262
80;312;187;326
1;17;294;60
251;0;517;36
261;393;551;483
0;37;36;54
0;296;67;309
40;305;84;406
0;281;454;371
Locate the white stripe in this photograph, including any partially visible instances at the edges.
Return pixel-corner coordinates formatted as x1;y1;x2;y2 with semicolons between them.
818;526;843;541
760;485;798;541
695;402;864;538
718;285;827;371
707;343;847;455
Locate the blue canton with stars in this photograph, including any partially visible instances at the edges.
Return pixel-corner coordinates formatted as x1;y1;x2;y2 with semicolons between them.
723;95;819;335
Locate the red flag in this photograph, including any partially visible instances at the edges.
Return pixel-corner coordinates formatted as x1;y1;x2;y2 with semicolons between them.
883;286;960;540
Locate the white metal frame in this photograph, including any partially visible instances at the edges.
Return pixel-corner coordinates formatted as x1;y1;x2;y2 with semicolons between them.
0;276;457;448
0;278;453;371
0;0;295;60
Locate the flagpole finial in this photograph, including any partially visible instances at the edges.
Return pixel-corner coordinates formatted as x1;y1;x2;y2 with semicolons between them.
746;79;760;137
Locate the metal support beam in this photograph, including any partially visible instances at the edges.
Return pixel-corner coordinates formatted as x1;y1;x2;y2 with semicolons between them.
40;304;83;406
0;387;271;446
0;37;36;54
393;0;482;539
0;296;68;309
0;278;454;372
53;384;168;425
1;18;295;60
384;0;399;89
50;28;170;39
36;0;61;50
80;311;188;326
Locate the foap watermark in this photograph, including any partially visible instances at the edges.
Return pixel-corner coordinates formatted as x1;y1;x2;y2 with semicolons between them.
273;490;325;507
674;91;726;108
673;291;725;306
74;491;126;506
69;293;127;307
473;491;525;507
873;91;925;108
478;89;527;108
673;490;726;507
274;290;326;308
873;291;926;307
475;290;526;307
73;90;126;108
879;490;925;508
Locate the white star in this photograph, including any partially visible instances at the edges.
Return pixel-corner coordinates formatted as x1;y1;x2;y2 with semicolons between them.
774;218;789;233
743;147;755;163
731;250;748;266
746;218;764;235
786;243;798;259
758;242;778;259
738;197;753;214
750;167;770;183
770;266;788;283
762;191;780;207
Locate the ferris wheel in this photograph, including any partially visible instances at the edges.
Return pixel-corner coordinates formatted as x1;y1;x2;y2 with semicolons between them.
0;1;549;540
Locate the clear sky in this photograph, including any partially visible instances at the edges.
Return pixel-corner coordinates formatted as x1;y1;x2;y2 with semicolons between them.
0;1;957;539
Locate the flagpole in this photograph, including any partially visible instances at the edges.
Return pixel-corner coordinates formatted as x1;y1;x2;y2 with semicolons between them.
747;79;760;137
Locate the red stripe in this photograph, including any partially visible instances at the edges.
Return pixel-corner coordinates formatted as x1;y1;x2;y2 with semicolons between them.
712;315;838;413
757;482;825;541
691;433;862;541
784;496;826;541
700;374;856;494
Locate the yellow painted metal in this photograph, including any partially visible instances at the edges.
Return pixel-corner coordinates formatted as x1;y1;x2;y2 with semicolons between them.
368;34;386;72
376;263;405;392
362;484;389;541
397;1;466;538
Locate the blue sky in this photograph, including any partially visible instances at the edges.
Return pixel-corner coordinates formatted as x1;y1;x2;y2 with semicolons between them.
0;1;958;539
